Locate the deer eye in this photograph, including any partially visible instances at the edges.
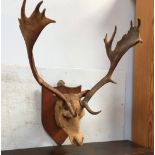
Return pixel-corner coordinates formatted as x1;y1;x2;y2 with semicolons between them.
63;104;69;110
62;114;72;121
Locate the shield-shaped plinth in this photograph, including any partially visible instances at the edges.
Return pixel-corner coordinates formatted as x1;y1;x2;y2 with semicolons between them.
42;83;81;145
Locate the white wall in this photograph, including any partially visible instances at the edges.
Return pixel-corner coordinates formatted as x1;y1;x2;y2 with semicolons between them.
2;0;135;150
2;65;126;150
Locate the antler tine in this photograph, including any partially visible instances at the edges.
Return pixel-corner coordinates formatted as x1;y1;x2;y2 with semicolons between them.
104;33;110;59
34;1;43;12
109;26;117;45
21;0;26;18
30;1;47;19
19;0;75;116
104;26;117;44
79;90;101;115
130;20;133;28
81;19;142;115
104;26;117;62
82;102;101;115
42;8;46;17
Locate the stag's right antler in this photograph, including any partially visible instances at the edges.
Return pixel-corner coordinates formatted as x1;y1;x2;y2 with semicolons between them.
19;0;75;116
81;19;143;114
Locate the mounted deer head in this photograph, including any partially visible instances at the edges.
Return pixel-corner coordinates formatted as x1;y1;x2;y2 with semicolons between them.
19;0;142;146
55;89;87;146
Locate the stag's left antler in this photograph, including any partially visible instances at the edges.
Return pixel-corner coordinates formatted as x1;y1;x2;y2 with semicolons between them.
81;19;143;114
19;0;76;116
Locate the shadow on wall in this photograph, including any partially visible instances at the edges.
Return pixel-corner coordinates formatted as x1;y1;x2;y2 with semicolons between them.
100;0;135;140
23;90;42;146
91;0;135;140
34;90;41;111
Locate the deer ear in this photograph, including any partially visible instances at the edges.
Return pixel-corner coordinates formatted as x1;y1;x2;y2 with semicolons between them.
79;90;89;98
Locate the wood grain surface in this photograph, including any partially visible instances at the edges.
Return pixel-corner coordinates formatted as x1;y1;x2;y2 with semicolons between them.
132;0;154;150
2;141;153;155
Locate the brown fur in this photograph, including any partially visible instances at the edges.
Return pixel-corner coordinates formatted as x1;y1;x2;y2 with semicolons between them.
55;93;85;146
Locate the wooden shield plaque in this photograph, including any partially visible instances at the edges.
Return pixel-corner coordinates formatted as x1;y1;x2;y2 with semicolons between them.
42;84;81;145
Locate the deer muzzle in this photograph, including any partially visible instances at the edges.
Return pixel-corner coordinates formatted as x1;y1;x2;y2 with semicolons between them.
68;132;84;146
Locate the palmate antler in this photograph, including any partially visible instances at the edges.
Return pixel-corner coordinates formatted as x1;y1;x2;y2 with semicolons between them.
81;19;143;114
19;0;76;116
19;0;142;116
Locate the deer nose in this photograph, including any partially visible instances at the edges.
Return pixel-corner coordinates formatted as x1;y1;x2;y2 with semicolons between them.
72;135;84;146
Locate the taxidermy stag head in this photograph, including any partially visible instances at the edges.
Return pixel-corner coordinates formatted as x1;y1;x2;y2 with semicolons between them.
19;0;142;146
